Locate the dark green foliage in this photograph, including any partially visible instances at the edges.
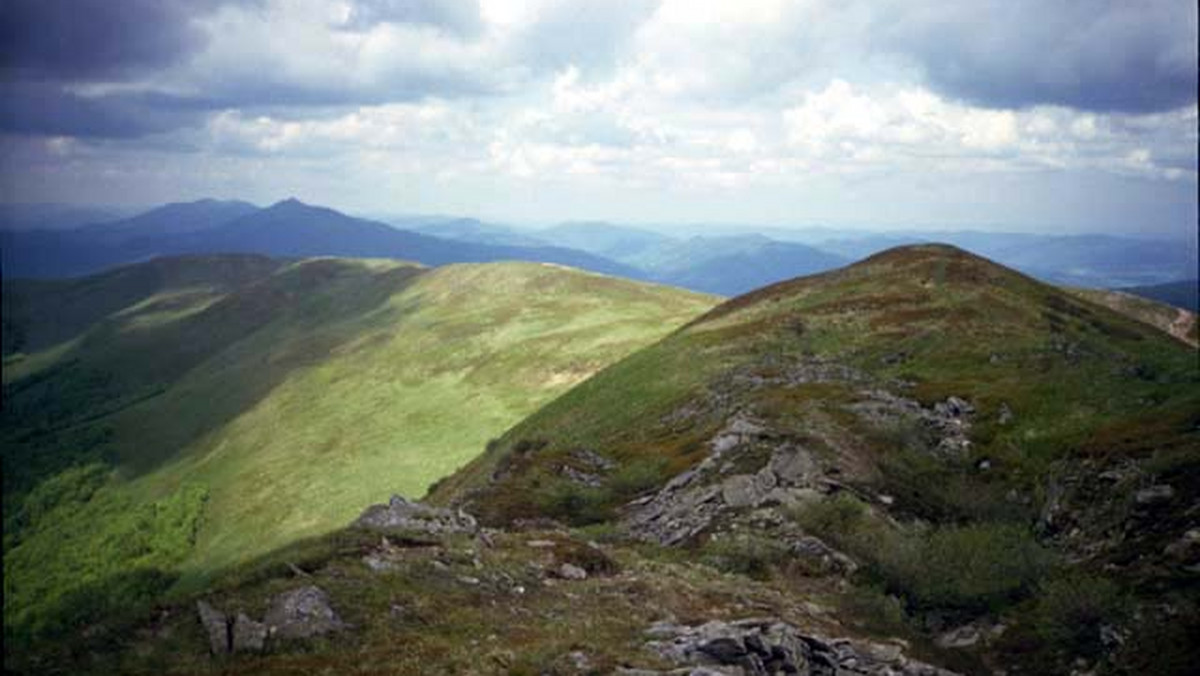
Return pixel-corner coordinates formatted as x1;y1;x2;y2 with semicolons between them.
701;534;792;580
880;523;1049;612
1029;573;1127;657
532;479;613;526
794;496;1050;613
4;472;208;642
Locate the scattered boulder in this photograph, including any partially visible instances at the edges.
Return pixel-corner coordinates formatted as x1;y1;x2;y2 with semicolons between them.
263;586;346;640
936;624;980;649
767;445;818;486
721;471;776;508
644;618;959;675
557;563;588;580
1135;484;1175;506
355;495;477;535
232;613;268;653
196;600;230;656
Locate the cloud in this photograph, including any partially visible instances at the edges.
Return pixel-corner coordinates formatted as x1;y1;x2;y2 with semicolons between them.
0;83;204;138
0;0;221;81
334;0;483;36
884;0;1198;113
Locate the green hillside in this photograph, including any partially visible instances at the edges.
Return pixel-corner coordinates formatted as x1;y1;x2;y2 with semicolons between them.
2;255;716;639
433;244;1199;674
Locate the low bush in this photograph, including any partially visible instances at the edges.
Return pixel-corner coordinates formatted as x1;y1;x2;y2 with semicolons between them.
792;494;1050;614
701;533;792;580
876;523;1049;613
1030;572;1126;657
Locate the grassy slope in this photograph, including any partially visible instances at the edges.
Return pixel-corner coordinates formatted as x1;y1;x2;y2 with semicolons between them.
2;256;716;621
1065;286;1198;347
438;244;1197;511
431;245;1199;675
10;245;1197;675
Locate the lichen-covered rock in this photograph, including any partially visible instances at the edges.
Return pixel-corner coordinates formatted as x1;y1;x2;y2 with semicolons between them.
557;562;588;580
195;600;229;655
644;618;959;676
263;586;346;640
231;612;268;653
355;494;477;535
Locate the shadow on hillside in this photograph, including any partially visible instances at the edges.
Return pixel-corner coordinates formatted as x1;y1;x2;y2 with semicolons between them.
1;261;427;492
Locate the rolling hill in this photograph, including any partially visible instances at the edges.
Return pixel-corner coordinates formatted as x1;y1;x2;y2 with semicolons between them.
432;244;1199;674
2;254;716;643
537;226;851;296
6;245;1196;675
1120;279;1199;312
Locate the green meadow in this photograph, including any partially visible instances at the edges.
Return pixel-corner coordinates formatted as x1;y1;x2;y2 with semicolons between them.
2;255;716;635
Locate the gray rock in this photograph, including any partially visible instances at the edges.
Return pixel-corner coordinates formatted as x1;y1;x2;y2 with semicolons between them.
768;444;818;486
1135;484;1175;505
196;600;229;655
231;612;268;653
936;624;981;649
263;586;346;640
721;474;773;509
790;535;858;575
355;494;477;535
558;563;588;580
644;618;959;676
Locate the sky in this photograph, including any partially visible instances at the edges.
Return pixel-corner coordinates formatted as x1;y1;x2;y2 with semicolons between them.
0;0;1196;237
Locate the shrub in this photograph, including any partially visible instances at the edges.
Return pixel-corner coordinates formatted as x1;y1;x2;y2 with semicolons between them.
790;496;1050;614
532;479;612;526
1030;573;1126;657
608;457;667;498
789;492;868;535
874;523;1049;613
701;534;791;580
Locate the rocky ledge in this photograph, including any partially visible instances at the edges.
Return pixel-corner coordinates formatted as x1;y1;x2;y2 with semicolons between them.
628;618;960;676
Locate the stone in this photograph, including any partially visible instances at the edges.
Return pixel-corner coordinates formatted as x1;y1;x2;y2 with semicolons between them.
354;494;477;535
196;600;230;655
721;473;776;509
936;624;981;649
643;618;960;676
1135;484;1175;505
263;586;346;640
231;613;268;653
767;445;818;486
558;563;588;580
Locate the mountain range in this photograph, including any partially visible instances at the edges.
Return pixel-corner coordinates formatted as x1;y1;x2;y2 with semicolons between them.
5;199;1194;300
0;199;642;282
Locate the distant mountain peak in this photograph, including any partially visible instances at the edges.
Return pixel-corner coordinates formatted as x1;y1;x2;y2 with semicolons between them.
271;197;308;208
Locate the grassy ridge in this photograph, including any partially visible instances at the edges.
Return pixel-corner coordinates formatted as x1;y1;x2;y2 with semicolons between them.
440;245;1197;517
2;255;716;634
432;245;1199;672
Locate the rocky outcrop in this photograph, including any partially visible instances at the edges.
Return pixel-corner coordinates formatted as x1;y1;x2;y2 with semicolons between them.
263;586;347;640
232;613;268;653
355;494;478;535
196;601;229;656
624;409;836;546
638;618;960;675
849;391;975;456
195;586;344;655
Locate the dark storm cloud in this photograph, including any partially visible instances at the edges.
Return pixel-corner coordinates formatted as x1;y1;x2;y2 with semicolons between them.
0;0;226;81
0;82;205;138
885;0;1198;113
